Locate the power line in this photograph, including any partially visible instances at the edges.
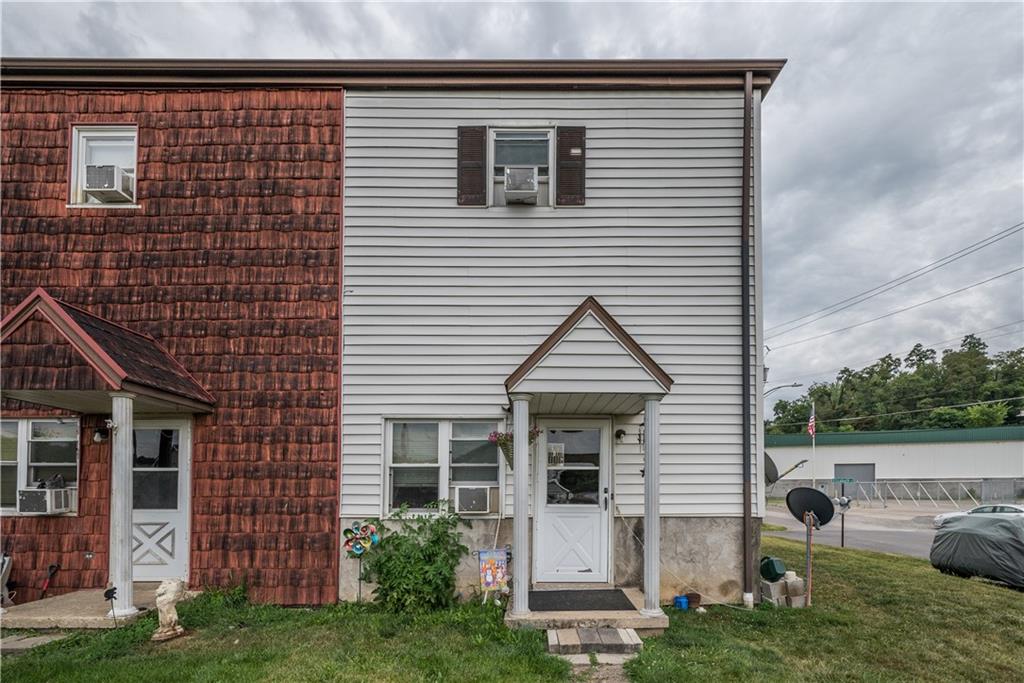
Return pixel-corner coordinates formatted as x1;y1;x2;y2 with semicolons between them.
769;396;1024;428
767;319;1024;385
768;266;1024;352
766;221;1024;338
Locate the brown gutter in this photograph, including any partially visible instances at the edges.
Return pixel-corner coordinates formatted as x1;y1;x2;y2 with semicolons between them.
740;71;755;605
0;58;785;92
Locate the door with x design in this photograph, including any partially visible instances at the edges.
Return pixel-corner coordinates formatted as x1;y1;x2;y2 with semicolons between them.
534;420;610;582
131;420;191;581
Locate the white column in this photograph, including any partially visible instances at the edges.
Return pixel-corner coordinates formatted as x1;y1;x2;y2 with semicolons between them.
642;394;664;617
108;392;139;618
510;393;532;616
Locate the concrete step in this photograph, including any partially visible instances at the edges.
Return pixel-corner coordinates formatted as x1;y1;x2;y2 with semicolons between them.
547;627;643;655
1;632;67;655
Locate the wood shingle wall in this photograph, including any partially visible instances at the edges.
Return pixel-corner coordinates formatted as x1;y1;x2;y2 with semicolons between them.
1;89;342;605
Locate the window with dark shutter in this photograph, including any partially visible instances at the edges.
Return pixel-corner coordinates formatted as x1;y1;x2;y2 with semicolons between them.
555;126;586;206
457;126;487;206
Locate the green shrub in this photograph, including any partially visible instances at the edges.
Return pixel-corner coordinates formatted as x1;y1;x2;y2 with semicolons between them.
359;502;470;612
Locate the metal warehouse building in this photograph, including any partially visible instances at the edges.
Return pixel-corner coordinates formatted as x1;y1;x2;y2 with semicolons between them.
766;426;1024;503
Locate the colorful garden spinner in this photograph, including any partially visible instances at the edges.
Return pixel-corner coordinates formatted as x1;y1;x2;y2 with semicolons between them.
343;521;380;557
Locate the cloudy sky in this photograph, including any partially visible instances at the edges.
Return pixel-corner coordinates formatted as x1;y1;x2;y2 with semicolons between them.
3;1;1022;409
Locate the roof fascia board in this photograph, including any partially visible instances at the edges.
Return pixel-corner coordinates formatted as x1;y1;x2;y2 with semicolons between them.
512;311;669;394
505;297;674;393
0;58;785;93
121;381;215;413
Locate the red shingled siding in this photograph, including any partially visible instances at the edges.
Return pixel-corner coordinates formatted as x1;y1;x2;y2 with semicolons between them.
1;311;110;392
1;89;342;605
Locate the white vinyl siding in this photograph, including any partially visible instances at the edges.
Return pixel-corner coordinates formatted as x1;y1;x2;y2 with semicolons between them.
342;90;761;519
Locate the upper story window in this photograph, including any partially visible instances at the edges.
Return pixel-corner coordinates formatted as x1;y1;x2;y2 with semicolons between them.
457;125;585;207
490;129;552;207
69;126;138;206
0;418;80;511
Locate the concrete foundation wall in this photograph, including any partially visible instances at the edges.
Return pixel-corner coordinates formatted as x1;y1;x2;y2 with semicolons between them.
339;515;755;605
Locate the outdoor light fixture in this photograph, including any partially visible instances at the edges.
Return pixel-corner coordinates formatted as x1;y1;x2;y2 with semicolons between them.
615;429;627;442
92;428;110;443
638;423;645;445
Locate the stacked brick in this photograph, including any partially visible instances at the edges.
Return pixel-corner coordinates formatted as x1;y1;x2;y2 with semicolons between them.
1;89;342;605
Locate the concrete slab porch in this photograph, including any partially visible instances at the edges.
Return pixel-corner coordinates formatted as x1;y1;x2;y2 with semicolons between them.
504;587;668;634
0;582;159;630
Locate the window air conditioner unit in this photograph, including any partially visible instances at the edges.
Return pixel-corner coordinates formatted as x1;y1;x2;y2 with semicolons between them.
503;166;538;205
455;486;493;514
17;488;72;515
84;165;134;202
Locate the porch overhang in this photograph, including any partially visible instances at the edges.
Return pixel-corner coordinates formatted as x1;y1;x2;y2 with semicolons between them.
505;298;672;619
1;288;214;414
505;297;673;415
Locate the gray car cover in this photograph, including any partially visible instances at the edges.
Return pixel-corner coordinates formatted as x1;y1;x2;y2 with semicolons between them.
930;516;1024;589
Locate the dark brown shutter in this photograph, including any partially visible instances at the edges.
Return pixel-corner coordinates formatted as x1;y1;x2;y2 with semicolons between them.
555;126;586;206
457;126;487;205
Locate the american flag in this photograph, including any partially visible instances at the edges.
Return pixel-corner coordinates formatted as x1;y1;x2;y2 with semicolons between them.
807;403;816;438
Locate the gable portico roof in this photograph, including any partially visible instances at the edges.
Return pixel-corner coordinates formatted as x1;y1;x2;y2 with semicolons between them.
506;296;673;397
1;288;214;410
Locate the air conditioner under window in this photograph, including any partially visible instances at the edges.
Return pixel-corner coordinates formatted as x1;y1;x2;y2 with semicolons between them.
84;164;134;203
17;488;72;515
503;166;539;204
455;486;493;514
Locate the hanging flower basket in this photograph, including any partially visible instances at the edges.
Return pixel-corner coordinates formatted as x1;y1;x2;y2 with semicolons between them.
489;427;541;470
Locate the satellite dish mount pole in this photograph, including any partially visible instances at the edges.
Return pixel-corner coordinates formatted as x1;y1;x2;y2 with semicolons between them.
803;511;816;607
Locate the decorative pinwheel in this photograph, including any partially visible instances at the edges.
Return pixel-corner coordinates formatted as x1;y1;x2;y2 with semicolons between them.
343;521;380;558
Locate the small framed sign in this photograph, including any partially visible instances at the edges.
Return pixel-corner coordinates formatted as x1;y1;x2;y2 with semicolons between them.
547;443;565;467
479;549;508;591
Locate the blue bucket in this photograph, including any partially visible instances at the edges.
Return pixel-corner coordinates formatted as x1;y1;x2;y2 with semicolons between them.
673;595;689;610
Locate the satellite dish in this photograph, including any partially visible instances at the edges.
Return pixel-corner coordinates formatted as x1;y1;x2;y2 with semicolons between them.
764;452;780;486
786;487;835;527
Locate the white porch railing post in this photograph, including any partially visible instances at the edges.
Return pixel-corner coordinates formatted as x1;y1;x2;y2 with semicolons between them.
642;395;665;617
109;392;139;618
510;393;532;617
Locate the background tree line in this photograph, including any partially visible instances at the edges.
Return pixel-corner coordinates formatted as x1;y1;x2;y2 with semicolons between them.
768;335;1024;433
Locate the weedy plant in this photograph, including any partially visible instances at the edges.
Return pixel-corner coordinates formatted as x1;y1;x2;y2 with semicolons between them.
359;502;470;612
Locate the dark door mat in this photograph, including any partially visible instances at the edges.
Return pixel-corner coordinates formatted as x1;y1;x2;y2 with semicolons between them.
528;589;635;612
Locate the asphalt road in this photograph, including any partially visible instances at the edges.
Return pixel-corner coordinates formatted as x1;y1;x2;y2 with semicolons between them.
765;507;937;559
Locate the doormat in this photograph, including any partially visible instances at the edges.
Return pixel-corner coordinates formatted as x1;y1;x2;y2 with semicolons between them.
528;589;634;612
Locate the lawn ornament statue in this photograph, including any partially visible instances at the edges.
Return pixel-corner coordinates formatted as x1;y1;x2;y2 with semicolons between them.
151;579;186;641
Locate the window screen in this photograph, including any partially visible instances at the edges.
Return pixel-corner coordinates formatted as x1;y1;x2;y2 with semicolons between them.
390;422;440;510
493;131;549;176
27;420;79;487
450;422;499;484
1;421;18;508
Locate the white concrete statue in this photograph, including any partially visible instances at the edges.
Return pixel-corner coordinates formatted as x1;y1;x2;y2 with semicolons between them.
151;579;186;641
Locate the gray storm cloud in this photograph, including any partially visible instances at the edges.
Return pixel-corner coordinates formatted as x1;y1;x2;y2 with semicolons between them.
2;1;1022;405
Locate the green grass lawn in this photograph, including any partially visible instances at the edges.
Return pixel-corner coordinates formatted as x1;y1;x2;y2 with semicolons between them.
626;536;1024;682
1;589;568;683
4;538;1023;682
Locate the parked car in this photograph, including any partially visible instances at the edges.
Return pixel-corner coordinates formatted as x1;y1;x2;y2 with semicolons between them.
932;504;1024;529
930;516;1024;589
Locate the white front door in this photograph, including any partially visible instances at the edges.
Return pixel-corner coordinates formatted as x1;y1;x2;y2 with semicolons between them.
534;419;611;582
131;420;191;581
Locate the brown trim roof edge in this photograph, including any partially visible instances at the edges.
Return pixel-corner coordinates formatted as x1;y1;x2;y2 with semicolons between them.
505;296;674;393
0;58;786;93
